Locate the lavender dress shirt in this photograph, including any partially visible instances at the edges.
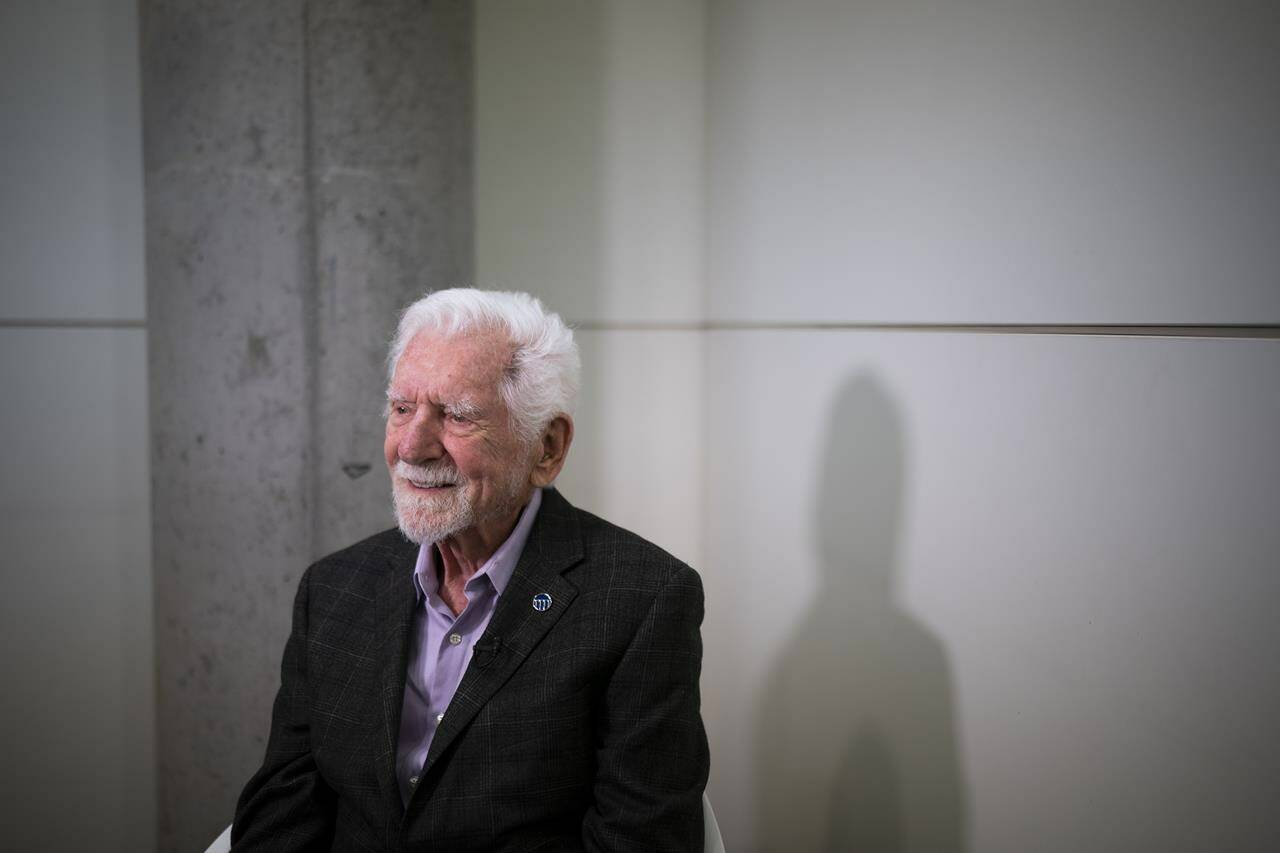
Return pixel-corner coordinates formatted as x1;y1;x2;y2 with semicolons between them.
394;487;543;802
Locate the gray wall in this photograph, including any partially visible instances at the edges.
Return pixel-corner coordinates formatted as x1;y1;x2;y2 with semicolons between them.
476;0;707;564
0;0;155;850
141;1;472;849
4;2;1273;850
705;0;1280;325
478;1;1280;851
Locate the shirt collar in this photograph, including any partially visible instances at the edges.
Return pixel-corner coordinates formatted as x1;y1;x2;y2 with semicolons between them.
411;487;543;602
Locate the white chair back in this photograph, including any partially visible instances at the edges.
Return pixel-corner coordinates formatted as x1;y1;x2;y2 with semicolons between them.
204;823;231;853
703;791;727;852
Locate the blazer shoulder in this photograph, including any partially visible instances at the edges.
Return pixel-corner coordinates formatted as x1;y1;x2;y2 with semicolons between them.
568;503;701;591
306;526;415;587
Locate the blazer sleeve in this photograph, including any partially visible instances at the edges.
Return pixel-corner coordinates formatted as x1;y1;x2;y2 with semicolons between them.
231;566;336;851
582;562;710;852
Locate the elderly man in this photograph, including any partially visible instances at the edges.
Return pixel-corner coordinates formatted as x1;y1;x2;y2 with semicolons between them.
232;289;708;851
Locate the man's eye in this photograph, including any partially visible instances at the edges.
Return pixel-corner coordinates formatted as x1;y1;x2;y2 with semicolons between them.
447;412;471;424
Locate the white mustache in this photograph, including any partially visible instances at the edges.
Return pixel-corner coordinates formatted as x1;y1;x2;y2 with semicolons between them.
395;460;463;488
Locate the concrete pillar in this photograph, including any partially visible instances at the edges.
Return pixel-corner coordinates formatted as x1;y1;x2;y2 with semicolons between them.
141;2;472;848
308;0;473;553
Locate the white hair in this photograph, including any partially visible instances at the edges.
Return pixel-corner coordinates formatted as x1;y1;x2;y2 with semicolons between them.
387;288;580;442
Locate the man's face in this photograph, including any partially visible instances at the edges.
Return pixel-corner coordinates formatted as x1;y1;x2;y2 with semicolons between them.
384;329;536;545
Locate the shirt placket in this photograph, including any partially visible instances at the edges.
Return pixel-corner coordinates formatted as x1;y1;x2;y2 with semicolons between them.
408;579;493;791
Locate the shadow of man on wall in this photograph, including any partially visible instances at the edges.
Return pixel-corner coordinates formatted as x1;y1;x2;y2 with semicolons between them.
755;371;968;852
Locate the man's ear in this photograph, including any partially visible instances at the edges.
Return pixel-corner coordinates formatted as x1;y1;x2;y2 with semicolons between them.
530;415;573;488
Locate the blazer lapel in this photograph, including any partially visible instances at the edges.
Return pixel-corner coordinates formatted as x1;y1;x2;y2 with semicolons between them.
371;533;420;817
417;489;584;778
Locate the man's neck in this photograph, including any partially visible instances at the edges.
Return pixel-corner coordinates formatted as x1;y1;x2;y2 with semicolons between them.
433;493;533;614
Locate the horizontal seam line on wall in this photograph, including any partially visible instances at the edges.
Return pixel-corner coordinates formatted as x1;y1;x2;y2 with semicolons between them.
568;321;1280;340
0;319;147;329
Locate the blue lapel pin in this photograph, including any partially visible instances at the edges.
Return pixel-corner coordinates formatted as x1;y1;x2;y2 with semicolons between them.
532;592;552;612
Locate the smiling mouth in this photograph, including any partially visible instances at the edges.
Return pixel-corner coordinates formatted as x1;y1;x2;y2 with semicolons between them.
407;480;456;490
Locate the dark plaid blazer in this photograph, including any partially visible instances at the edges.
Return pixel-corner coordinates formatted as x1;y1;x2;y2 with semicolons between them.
232;488;709;851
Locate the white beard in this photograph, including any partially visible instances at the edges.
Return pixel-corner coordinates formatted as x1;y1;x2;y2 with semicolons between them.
390;459;529;545
391;460;474;544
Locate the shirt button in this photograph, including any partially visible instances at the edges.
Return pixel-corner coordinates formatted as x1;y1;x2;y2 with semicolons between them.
436;712;444;723
448;632;462;645
409;776;418;786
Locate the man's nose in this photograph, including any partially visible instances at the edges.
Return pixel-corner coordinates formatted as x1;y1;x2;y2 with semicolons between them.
398;411;445;462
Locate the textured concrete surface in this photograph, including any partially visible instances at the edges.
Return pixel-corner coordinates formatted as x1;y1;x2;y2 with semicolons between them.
309;0;473;554
142;2;471;849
